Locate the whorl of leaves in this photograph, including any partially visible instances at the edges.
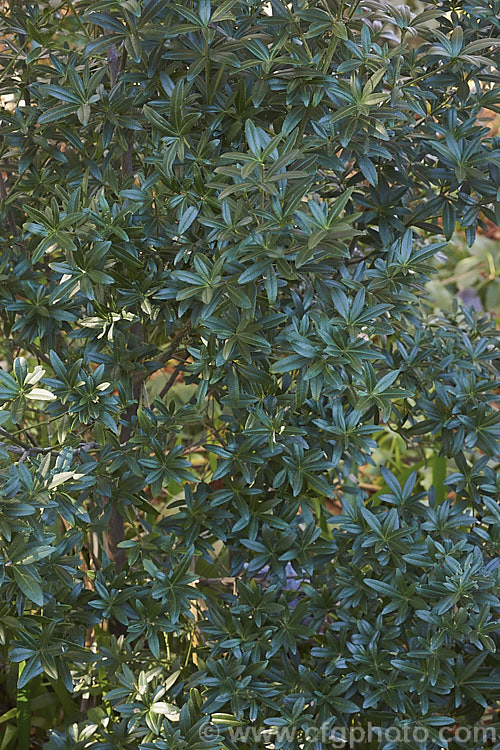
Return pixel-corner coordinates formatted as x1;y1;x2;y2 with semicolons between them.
0;0;500;747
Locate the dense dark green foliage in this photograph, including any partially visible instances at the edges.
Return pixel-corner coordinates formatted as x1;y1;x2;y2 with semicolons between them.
0;0;500;747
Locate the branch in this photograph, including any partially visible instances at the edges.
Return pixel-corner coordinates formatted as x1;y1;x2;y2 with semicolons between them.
106;324;190;570
12;341;52;367
0;167;19;238
0;425;29;449
198;576;236;588
154;324;191;366
109;321;144;572
158;363;183;400
5;441;100;459
107;44;120;88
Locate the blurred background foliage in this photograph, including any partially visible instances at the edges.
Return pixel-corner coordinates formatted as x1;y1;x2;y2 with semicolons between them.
425;112;500;317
